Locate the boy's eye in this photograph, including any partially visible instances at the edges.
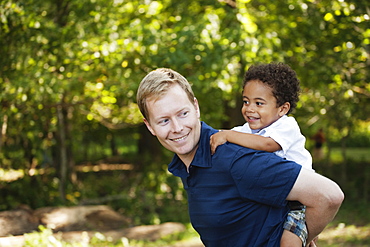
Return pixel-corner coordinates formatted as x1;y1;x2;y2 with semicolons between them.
243;100;249;105
256;102;264;106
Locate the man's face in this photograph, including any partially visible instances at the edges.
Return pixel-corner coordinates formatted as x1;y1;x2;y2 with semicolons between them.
144;84;201;163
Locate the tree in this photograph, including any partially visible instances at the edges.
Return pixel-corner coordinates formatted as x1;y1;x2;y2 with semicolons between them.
0;0;368;208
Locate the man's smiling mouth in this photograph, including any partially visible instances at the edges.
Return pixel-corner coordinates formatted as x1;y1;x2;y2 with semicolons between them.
172;133;189;142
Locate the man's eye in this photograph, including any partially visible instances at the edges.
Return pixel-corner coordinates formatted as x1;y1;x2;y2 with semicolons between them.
159;119;169;125
180;111;189;117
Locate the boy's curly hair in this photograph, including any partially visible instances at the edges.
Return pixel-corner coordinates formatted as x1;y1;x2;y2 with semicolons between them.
243;62;301;114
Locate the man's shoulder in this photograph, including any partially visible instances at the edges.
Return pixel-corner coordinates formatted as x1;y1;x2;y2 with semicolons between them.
216;141;297;170
215;142;263;160
201;121;219;135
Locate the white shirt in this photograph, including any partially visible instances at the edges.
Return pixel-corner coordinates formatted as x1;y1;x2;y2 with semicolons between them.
232;115;313;170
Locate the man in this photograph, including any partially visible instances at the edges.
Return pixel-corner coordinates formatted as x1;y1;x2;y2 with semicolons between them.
136;68;344;246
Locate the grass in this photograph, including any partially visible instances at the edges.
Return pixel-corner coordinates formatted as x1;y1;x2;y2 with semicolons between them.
328;147;370;163
318;223;370;247
22;224;201;247
316;200;370;246
311;146;370;246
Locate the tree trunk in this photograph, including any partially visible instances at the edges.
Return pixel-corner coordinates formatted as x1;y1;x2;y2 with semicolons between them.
324;142;333;177
57;104;67;203
137;124;163;168
0;114;8;156
222;61;246;129
109;133;119;156
66;106;76;184
222;95;245;129
340;135;348;186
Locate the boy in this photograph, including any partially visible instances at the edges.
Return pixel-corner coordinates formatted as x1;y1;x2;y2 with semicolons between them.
211;63;313;246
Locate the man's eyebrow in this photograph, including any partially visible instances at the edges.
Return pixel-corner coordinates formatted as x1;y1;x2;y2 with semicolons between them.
176;107;190;114
153;107;189;120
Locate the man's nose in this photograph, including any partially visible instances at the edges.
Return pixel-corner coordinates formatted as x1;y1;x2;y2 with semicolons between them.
171;118;183;132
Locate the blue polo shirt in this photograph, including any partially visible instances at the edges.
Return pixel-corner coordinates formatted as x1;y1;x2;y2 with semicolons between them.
168;122;301;247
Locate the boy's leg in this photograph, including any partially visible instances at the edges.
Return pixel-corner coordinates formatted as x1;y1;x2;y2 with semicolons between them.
282;205;308;247
281;230;304;247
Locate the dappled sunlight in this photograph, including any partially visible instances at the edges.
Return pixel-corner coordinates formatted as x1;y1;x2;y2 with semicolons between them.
0;163;133;182
0;169;24;182
319;223;370;246
75;163;134;172
0;1;369;246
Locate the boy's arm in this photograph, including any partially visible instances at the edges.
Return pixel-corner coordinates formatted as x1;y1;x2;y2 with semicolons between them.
286;168;344;244
210;130;281;154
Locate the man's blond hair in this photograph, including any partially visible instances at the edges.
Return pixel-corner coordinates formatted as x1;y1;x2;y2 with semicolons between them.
136;68;195;120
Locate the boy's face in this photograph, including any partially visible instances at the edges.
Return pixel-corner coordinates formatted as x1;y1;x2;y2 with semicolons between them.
242;80;289;130
144;84;201;163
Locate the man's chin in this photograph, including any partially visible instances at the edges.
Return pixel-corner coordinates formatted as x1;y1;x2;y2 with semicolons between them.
174;146;194;156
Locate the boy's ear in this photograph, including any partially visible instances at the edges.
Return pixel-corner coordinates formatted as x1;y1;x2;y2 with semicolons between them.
278;102;290;116
144;118;156;136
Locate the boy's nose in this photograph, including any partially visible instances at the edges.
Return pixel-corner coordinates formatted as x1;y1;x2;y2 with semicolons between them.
245;105;255;113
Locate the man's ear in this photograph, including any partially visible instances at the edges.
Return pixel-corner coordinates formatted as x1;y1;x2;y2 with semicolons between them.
194;97;200;118
278;102;290;116
143;118;156;136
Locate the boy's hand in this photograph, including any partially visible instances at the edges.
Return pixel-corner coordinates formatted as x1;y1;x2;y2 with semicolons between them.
210;130;228;155
307;236;318;247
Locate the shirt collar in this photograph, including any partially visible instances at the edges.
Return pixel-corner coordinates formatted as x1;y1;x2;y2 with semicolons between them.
168;121;217;178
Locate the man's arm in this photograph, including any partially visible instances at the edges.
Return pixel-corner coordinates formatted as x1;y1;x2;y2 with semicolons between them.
286;168;344;245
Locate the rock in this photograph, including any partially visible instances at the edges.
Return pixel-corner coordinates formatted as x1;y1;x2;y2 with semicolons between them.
105;222;186;241
0;205;131;237
0;206;39;237
0;205;188;247
33;205;131;232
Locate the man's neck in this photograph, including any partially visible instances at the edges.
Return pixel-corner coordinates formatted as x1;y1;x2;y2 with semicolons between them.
178;145;199;172
179;121;202;172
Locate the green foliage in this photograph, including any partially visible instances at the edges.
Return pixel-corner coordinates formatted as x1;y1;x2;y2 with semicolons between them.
17;156;370;246
0;162;189;224
327;120;370;148
77;163;189;225
0;171;65;210
24;225;128;247
23;224;198;247
0;0;368;218
24;226;73;247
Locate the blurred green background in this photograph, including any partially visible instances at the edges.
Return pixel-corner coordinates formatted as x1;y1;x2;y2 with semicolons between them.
0;0;369;245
